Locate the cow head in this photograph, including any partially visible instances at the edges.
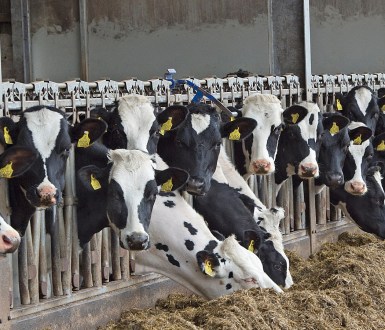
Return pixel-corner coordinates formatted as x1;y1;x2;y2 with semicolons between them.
275;102;320;184
317;113;350;188
77;149;188;250
237;94;284;176
157;103;257;196
0;146;38;254
343;122;373;195
335;86;379;134
90;95;188;154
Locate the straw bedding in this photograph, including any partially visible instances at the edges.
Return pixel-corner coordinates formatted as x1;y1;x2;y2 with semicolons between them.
103;232;385;330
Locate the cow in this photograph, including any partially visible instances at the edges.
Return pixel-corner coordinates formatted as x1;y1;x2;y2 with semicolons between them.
76;149;189;249
0;106;106;236
329;165;385;239
132;156;283;299
335;85;379;134
375;92;385;136
157;102;257;196
0;146;38;254
274;101;321;189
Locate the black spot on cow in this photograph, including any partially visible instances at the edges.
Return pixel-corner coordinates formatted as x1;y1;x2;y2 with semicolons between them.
256;205;263;211
155;243;169;252
184;221;198;235
164;200;175;208
271;207;279;213
226;284;232;290
185;240;194;251
309;113;314;125
159;191;176;197
258;217;264;221
221;258;226;264
204;240;218;253
166;254;180;267
228;271;233;278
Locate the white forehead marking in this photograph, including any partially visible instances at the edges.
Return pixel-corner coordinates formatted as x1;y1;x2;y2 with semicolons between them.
191;113;211;134
354;88;372;116
348;121;365;130
118;95;156;151
24;108;62;159
297;101;320;144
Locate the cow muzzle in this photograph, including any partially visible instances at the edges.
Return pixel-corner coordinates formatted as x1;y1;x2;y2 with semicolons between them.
251;159;274;175
0;230;21;254
37;182;57;207
122;232;150;251
345;181;367;196
324;172;344;188
298;163;318;178
186;177;207;196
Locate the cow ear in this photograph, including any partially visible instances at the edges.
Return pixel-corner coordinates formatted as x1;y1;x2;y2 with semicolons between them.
348;126;372;145
334;93;345;112
373;132;385;152
367;162;385;177
70;118;108;147
90;107;113;123
155;167;189;192
322;113;349;135
242;229;263;253
378;96;385;113
157;105;188;134
0;117;17;147
211;230;226;241
0;146;38;178
196;250;221;278
282;105;308;125
221;117;257;141
77;165;110;192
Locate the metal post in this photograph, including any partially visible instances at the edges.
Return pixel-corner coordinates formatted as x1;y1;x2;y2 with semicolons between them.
303;0;312;101
267;0;275;75
21;0;32;82
79;0;89;81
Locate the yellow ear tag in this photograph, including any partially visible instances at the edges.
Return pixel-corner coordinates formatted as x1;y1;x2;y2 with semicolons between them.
161;178;173;192
377;140;385;151
3;127;13;145
336;99;343;111
204;260;215;277
248;240;255;252
0;161;13;178
291;113;300;124
77;131;90;148
160;117;173;136
330;122;340;135
229;127;241;140
381;105;385;112
90;174;101;190
230;116;235;122
353;134;362;145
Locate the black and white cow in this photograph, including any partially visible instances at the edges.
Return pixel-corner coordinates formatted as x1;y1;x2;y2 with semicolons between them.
157;102;257;196
76;149;189;249
133;156;283;299
275;101;322;188
335;85;379;134
375;93;385;136
330;165;385;239
0;146;38;254
0;106;105;235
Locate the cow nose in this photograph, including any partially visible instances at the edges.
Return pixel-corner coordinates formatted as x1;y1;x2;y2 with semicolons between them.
187;177;205;196
37;185;57;207
1;231;21;253
325;173;344;187
127;232;149;251
299;163;318;178
252;160;272;174
349;182;367;195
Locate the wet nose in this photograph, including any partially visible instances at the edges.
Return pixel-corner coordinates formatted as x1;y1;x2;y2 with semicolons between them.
325;173;344;187
38;185;57;206
348;181;366;195
252;160;272;174
1;231;21;253
299;163;318;178
187;177;205;195
127;232;149;251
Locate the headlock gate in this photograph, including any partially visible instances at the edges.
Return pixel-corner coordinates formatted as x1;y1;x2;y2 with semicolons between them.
0;72;383;329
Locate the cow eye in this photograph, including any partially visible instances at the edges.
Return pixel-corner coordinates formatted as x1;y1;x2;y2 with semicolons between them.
61;147;71;157
213;142;221;150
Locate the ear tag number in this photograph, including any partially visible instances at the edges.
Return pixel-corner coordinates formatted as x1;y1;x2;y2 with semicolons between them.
160;117;173;136
77;131;90;148
90;174;101;190
3;127;13;144
229;127;241;140
291;113;299;124
0;161;13;178
353;134;362;145
204;260;215;277
248;239;255;252
377;140;385;151
161;178;173;192
336;99;343;111
330;122;340;135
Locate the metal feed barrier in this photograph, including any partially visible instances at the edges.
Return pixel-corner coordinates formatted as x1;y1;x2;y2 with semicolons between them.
0;72;382;328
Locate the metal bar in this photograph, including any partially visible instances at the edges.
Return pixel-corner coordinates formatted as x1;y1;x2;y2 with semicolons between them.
21;0;32;82
267;0;274;75
79;0;89;81
303;0;312;101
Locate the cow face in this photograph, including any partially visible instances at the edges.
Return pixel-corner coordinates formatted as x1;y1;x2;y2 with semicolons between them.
275;102;320;184
77;150;188;250
343;123;373;195
317;113;350;188
91;95;188;154
330;166;385;239
0;146;38;254
335;86;379;134
157;103;257;196
237;94;284;176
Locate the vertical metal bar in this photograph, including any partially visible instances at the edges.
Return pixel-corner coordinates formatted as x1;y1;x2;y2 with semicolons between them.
21;0;32;82
303;0;312;101
267;0;275;75
79;0;89;81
